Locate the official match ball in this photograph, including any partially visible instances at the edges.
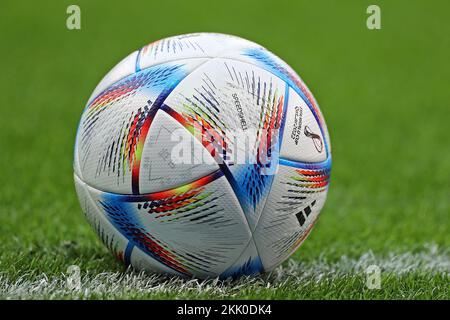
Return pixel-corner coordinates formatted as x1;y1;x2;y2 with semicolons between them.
74;33;331;278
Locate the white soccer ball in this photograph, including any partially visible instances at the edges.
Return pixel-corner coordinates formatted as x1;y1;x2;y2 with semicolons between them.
74;33;331;278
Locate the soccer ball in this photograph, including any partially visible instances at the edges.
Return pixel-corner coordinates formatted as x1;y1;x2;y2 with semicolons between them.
74;33;331;278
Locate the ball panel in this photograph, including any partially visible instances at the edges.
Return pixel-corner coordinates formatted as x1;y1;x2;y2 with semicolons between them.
225;46;331;155
280;87;327;163
74;173;130;264
137;33;261;72
78;170;252;278
164;57;288;231
253;161;330;271
75;173;187;275
75;59;206;194
138;110;219;193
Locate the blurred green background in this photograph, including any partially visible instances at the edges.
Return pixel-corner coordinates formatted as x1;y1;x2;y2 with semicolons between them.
0;0;448;298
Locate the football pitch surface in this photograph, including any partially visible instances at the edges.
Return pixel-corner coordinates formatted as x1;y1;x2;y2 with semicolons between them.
0;0;448;299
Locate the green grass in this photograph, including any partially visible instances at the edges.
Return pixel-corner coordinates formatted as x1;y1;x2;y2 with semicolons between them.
0;0;449;299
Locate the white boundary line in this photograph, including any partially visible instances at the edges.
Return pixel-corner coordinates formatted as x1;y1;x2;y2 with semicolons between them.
0;244;448;299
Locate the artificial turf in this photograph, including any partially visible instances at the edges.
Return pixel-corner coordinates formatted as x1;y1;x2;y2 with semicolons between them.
0;0;448;299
